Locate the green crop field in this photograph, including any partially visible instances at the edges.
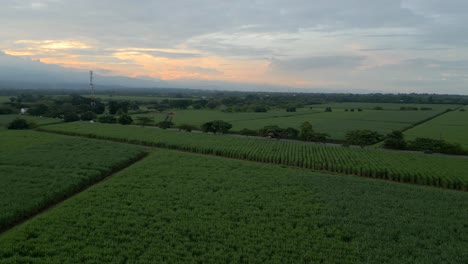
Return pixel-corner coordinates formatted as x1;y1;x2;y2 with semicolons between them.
0;96;11;103
309;102;458;111
132;107;446;140
0;150;466;263
131;108;320;127
0;115;62;130
229;109;445;139
0;129;145;231
405;107;468;148
39;122;468;190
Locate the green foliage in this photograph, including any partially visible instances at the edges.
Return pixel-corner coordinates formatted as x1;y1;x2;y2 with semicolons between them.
98;114;117;123
239;128;258;136
40;122;468;190
324;107;332;112
0;130;145;231
136;116;154;127
0;151;466;263
118;114;133;125
201;120;232;134
178;124;198;132
80;111;97;121
286;106;296;112
0;107;14;115
7;118;31;130
383;131;407;150
407;138;466;155
299;122;329;142
345;130;383;147
63;112;80;122
373;106;383;110
400;106;419;111
157;120;173;129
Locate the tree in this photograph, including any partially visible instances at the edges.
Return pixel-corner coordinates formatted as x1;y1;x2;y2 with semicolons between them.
325;107;332;112
345;130;383;147
383;131;407;150
63;112;80;122
7;118;31;129
299;122;329;142
118;114;133;125
136;116;154;127
258;125;285;139
201;120;232;134
178;124;197;132
286;106;296;112
206;100;221;109
299;122;315;141
157;120;173;129
284;127;299;139
108;100;119;115
98;115;117;123
81;111;97;121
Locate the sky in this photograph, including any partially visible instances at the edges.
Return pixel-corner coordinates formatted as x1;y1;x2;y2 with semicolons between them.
1;0;468;94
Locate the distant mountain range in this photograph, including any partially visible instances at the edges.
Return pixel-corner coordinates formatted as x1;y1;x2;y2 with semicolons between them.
0;51;376;94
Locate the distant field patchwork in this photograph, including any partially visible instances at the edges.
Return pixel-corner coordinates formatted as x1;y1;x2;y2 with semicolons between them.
405;107;468;148
131;106;451;140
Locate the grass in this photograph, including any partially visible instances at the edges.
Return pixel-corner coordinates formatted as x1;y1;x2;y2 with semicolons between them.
38;122;468;190
0;150;466;263
405;107;468;148
130;108;320;127
0;115;62;130
0;129;145;231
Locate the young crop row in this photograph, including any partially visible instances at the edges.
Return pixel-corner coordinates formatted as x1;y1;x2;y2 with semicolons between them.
1;151;466;263
38;122;468;190
0;130;146;232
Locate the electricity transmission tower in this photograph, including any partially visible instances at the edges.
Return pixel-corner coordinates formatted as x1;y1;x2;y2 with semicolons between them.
89;70;95;107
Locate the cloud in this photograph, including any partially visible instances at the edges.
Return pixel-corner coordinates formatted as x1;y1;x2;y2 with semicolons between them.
1;1;468;94
182;66;223;75
269;55;366;72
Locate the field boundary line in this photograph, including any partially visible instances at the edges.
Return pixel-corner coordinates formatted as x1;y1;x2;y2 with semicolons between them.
0;152;149;236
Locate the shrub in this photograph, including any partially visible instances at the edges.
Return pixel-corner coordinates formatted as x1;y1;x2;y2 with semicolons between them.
157;121;173;129
136;116;154;127
201;120;232;134
240;128;258;136
64;113;80;122
345;130;384;147
0;107;14;115
81;111;97;121
118;114;133;125
98;115;117;124
178;124;198;132
7;118;31;129
383;131;407;150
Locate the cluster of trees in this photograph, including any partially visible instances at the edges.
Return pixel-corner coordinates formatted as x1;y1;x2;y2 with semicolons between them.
237;122;329;142
201;120;232;134
345;130;384;147
383;131;466;155
98;114;133;125
345;108;363;112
